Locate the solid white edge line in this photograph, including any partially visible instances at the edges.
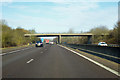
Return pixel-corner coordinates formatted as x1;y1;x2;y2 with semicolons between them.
0;53;7;56
1;47;33;56
57;44;120;77
9;50;18;53
26;59;34;64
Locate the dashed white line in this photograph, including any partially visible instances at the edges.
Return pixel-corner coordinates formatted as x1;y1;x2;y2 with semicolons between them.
21;49;25;50
16;50;20;51
41;52;43;53
24;48;29;50
26;59;34;64
57;44;120;77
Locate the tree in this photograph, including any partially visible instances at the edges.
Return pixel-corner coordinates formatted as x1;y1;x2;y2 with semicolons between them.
1;20;39;48
109;21;120;44
90;26;109;44
2;22;13;47
90;26;109;35
68;28;74;34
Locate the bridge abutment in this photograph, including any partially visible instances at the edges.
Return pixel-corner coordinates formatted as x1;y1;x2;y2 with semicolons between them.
58;35;61;44
88;35;92;44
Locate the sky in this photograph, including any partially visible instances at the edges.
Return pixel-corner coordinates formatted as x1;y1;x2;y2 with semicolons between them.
1;0;119;33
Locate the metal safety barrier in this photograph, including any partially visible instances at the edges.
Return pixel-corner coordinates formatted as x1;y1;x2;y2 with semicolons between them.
62;44;120;64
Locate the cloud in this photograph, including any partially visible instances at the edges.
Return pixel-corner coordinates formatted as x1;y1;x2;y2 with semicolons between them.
1;0;119;2
50;2;117;29
0;0;13;2
44;0;120;3
2;2;118;33
8;5;28;9
53;2;99;14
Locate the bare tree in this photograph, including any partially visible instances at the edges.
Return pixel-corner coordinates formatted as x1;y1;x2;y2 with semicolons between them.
68;28;74;34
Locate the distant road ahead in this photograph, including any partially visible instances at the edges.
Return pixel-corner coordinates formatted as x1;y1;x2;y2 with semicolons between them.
2;44;119;78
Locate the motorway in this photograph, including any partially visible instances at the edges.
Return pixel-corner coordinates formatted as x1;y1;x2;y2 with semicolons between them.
2;44;119;78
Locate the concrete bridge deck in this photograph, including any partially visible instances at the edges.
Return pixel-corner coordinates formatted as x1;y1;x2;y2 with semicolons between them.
24;33;107;44
24;33;93;37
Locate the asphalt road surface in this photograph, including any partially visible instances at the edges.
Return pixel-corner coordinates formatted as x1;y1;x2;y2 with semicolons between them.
2;44;119;78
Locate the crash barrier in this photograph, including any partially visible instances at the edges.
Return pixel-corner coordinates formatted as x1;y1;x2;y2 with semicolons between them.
63;44;120;64
108;44;120;47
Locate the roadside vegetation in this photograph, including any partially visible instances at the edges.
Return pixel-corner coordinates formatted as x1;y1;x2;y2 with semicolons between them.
1;20;39;48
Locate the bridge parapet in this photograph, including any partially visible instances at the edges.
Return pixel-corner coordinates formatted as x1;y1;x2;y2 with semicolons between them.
24;33;94;37
24;33;108;44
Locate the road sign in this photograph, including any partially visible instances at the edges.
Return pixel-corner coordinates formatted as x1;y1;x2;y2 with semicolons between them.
41;38;44;42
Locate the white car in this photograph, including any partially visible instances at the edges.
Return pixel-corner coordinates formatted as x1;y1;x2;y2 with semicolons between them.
50;42;54;45
98;42;107;46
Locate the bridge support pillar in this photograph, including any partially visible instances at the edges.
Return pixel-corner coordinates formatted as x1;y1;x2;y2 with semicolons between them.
88;36;92;44
58;35;61;44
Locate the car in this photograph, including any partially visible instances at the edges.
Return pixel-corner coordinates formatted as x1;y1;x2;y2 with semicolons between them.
98;42;107;46
45;39;49;44
35;41;43;47
49;42;54;45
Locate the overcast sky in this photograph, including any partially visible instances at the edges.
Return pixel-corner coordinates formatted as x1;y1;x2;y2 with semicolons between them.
1;0;119;33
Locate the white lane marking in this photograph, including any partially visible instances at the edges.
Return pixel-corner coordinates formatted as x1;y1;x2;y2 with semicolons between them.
0;53;7;56
24;48;29;50
57;44;120;77
26;59;34;64
22;49;25;50
9;50;18;53
41;52;43;53
16;50;20;51
2;47;33;56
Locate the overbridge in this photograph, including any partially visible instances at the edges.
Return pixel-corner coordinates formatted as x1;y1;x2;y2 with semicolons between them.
24;33;94;44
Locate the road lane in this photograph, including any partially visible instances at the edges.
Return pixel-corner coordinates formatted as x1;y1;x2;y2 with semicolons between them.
2;44;48;66
2;44;119;78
